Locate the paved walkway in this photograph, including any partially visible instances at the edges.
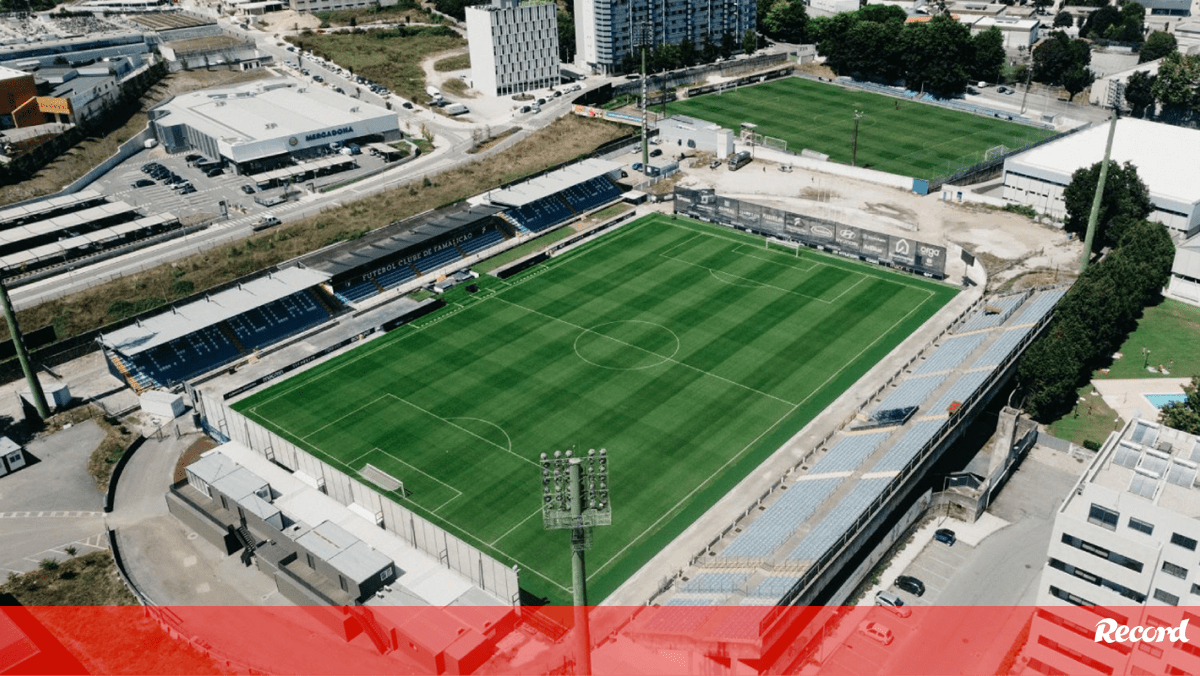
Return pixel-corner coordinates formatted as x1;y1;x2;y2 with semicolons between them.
1093;377;1192;425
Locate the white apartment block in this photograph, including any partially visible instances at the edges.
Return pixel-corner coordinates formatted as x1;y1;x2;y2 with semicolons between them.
466;0;560;98
1026;419;1200;676
574;0;756;74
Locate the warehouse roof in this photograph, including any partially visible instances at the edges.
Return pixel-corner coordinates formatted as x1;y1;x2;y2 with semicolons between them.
101;266;330;355
151;76;393;146
1007;118;1200;204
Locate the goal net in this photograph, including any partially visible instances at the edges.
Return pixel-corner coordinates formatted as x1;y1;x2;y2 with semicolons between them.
361;463;406;496
984;145;1008;161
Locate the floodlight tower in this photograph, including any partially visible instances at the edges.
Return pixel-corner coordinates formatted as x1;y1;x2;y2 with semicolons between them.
635;21;652;173
0;278;48;420
541;449;611;675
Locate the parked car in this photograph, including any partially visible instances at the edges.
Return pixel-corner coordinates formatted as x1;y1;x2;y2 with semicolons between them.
205;167;225;177
649;148;662;157
402;101;414;109
709;159;722;169
131;178;155;188
895;575;925;597
240;184;256;195
934;528;956;546
632;162;643;172
875;591;911;618
857;621;894;646
178;184;196;195
184;154;203;164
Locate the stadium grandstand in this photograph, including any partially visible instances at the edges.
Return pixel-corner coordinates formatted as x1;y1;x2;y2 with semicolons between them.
0;189;182;276
635;286;1069;668
100;266;342;391
296;159;627;307
486;158;624;234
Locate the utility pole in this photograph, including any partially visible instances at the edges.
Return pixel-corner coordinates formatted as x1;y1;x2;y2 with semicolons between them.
541;449;612;676
1081;113;1119;274
0;279;48;420
851;110;863;167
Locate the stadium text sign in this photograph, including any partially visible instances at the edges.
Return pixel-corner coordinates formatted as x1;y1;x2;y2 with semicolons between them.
305;126;354;142
1094;618;1189;643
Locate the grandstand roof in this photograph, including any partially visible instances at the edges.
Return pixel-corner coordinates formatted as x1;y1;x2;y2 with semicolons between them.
302;203;502;279
487;159;622;207
101;266;330;355
1006;118;1200;204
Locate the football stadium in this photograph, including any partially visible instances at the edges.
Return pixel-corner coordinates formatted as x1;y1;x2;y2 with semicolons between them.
234;213;959;603
671;78;1057;180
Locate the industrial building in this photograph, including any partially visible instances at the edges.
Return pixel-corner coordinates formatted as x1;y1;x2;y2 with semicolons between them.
1167;232;1200;307
1002;118;1200;237
148;77;400;174
573;0;755;74
0;66;37;129
1026;418;1200;676
466;0;560;98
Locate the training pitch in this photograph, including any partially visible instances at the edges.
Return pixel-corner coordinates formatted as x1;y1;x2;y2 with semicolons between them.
235;215;957;603
671;77;1057;180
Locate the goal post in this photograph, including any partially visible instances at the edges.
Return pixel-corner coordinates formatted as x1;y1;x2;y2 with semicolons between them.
361;463;407;497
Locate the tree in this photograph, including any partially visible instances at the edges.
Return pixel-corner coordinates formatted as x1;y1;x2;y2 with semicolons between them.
1150;51;1200;120
900;14;971;96
701;33;719;63
856;3;906;23
1062;64;1094;101
1124;70;1156;117
1081;4;1120;38
970;27;1006;84
679;37;697;68
1032;31;1091;86
763;0;809;44
1139;30;1177;64
1160;377;1200;435
743;28;757;56
719;31;737;59
1053;10;1073;27
841;20;901;81
349;15;357;26
558;9;575;63
1062;160;1153;252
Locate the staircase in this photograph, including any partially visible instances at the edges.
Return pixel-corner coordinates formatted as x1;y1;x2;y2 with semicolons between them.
218;321;248;355
497;213;530;236
235;525;256;566
108;352;155;394
349;606;392;654
308;287;341;317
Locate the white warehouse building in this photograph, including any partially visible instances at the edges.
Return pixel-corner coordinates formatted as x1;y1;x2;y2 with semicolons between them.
1026;418;1200;676
149;77;401;174
466;0;560;98
1002;118;1200;237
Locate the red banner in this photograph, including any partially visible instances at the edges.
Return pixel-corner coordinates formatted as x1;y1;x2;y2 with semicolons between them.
5;604;1200;675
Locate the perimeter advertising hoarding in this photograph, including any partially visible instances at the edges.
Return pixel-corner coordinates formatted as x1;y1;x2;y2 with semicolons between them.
675;189;947;277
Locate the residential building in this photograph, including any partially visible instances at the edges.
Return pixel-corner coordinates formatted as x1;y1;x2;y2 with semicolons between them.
466;0;560;98
573;0;756;74
966;15;1041;50
1002;118;1200;237
0;65;37;129
1026;418;1200;676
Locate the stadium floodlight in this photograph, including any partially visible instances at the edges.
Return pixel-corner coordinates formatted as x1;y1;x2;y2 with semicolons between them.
541;448;612;675
851;110;864;167
634;21;652;174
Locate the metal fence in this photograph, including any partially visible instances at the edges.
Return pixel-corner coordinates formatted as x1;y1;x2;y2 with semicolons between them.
191;389;521;605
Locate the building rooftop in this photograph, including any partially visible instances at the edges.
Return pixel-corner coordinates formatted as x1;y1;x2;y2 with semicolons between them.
1008;118;1200;204
0;64;28;81
1068;419;1200;518
101;266;330;355
152;77;393;147
296;520;392;583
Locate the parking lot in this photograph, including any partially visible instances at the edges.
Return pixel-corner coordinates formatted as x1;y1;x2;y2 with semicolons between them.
91;141;402;222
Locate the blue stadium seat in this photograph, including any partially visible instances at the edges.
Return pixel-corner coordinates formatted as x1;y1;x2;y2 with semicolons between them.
334;278;381;304
373;265;417;290
130;324;241;385
459;229;506;256
411;246;464;275
225;290;330;352
504;196;574;233
560;177;622;213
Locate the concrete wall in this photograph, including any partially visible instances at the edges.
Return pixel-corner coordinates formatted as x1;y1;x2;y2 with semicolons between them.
751;144;915;191
166;489;238;554
62;125;155;194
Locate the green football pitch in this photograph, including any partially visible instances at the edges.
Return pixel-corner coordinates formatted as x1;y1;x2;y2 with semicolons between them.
235;215;957;604
671;77;1057;180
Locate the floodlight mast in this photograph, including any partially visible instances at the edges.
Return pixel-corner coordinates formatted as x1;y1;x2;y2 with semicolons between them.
0;278;48;419
541;449;611;676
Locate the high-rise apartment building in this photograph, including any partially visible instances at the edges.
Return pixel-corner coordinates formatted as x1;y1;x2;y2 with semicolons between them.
574;0;756;74
466;0;560;98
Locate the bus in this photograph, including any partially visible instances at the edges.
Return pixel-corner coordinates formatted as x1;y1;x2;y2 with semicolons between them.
728;151;752;171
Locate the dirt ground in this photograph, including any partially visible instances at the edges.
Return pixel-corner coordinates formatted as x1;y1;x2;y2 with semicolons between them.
253;9;321;33
674;154;1082;291
0;68;273;207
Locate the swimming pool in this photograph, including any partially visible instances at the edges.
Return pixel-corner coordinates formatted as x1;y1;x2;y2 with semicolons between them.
1146;393;1187;408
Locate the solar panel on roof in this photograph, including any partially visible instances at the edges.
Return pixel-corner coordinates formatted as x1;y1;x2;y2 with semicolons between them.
1130;421;1158;446
1129;471;1159;499
1138;450;1169;477
1113;443;1140;469
1167;459;1198;489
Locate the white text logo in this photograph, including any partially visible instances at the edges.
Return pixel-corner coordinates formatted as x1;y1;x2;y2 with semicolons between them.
1095;618;1190;643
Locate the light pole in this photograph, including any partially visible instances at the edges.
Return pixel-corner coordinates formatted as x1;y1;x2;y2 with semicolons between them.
851;110;864;167
0;278;48;420
541;449;611;675
635;21;652;174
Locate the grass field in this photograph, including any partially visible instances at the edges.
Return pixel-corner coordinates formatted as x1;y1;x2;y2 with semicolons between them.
671;78;1057;180
236;215;957;603
1095;299;1200;380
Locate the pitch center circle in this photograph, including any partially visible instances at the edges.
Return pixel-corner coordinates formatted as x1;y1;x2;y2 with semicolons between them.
574;320;680;371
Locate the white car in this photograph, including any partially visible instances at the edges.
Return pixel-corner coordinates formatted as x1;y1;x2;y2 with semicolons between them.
857;621;894;646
